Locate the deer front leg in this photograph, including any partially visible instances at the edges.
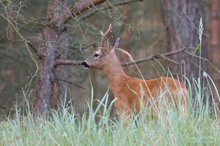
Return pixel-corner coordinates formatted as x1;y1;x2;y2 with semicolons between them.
115;101;134;125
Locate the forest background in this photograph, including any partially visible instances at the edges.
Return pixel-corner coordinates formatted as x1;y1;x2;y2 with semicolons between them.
0;0;219;118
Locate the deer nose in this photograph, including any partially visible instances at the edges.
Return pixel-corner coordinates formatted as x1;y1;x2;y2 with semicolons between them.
82;62;89;68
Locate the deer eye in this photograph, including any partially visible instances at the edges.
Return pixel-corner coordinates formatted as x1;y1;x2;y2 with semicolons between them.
94;53;99;57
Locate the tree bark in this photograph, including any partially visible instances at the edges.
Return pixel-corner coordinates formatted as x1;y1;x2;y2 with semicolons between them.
7;0;17;83
51;30;69;109
161;0;207;79
7;4;16;50
209;0;220;107
33;0;69;115
33;0;108;116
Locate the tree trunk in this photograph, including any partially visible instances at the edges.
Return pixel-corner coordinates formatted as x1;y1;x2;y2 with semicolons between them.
7;1;17;83
161;0;207;79
209;0;220;107
33;0;69;115
7;4;16;50
51;30;69;109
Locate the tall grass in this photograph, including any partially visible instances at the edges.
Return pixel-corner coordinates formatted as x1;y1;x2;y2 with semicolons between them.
0;78;219;146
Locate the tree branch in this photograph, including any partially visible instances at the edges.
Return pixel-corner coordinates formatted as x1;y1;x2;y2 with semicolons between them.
55;47;191;67
78;0;143;21
54;59;82;67
69;43;97;56
0;52;30;67
184;50;220;74
55;78;85;89
26;41;44;59
64;0;106;24
64;0;143;24
121;47;190;66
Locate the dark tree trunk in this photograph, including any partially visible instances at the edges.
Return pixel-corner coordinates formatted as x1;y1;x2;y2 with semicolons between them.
33;0;69;115
8;5;16;50
209;0;220;107
7;1;17;83
161;0;208;79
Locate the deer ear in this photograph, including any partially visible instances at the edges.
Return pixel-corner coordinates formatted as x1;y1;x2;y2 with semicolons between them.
102;34;115;53
112;37;120;50
107;34;115;48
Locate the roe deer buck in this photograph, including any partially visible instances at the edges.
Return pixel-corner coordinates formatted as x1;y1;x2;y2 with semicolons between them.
82;24;188;119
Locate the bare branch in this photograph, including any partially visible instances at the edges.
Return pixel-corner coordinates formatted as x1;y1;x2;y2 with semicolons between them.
55;46;205;69
184;50;220;74
69;43;97;56
121;47;190;66
55;47;190;67
26;41;44;59
73;0;106;14
55;78;85;89
64;0;106;24
64;0;143;24
0;52;30;67
78;0;143;21
54;59;82;67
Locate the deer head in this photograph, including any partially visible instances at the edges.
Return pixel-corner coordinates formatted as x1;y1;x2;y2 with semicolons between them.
82;24;120;69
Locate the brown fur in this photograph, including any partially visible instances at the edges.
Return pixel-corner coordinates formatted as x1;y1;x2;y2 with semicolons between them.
82;25;188;118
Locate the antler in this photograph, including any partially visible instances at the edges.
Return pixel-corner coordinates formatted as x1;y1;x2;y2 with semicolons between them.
100;24;112;47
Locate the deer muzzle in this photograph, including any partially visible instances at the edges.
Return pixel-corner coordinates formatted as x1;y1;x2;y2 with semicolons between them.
82;62;89;68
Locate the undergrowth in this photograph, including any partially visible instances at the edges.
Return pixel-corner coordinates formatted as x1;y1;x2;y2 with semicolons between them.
0;77;219;146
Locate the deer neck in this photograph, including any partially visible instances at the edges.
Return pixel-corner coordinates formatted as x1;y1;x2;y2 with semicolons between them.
102;55;128;92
